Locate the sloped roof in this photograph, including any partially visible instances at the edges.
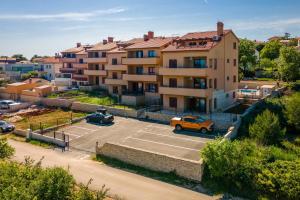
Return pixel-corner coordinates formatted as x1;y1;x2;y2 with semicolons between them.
162;41;218;52
178;30;231;40
88;42;118;51
125;37;173;49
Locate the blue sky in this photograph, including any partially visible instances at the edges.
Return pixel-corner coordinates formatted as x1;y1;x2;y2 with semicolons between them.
1;0;300;58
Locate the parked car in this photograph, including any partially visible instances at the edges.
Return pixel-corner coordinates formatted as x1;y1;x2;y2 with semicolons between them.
86;108;114;124
0;100;15;109
170;115;214;133
0;120;15;133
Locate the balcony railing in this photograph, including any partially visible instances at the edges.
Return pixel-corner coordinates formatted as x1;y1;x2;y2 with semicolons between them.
122;57;160;65
159;66;212;77
159;86;212;98
123;73;158;82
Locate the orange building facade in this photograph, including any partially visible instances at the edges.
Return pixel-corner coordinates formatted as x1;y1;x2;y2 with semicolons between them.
59;22;239;113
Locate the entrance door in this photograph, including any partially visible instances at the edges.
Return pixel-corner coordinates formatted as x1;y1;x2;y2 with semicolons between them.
95;76;99;85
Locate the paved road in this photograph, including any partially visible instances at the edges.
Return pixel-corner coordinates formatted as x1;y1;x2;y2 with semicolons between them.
9;140;215;200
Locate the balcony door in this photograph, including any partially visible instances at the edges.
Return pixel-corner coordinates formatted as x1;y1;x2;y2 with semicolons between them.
135;51;143;58
132;82;143;94
194;78;206;89
187;97;206;113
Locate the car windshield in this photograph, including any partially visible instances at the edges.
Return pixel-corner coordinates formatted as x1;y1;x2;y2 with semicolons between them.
195;117;206;123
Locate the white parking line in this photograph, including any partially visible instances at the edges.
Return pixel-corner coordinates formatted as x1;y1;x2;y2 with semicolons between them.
63;131;81;138
138;129;207;143
127;136;200;152
79;154;90;160
71;126;97;132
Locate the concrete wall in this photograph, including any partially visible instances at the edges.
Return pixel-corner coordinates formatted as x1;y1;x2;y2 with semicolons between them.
20;94;42;103
96;142;203;181
29;131;66;147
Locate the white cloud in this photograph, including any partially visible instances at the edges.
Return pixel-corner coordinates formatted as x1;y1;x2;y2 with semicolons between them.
228;17;300;31
0;7;126;21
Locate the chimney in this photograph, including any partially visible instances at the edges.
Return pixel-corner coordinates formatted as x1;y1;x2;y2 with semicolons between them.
217;22;224;36
148;31;154;39
103;39;108;45
143;34;149;41
108;37;114;43
76;42;81;47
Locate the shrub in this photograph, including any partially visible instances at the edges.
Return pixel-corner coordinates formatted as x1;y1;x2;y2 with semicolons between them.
256;160;300;200
201;139;263;196
0;138;14;159
249;109;285;145
285;92;300;130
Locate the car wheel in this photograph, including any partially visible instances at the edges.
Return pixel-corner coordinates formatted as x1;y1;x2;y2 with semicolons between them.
200;128;208;134
0;128;3;133
175;124;182;131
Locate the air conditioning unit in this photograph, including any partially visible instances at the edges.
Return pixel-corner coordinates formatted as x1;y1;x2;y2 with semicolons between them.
213;35;221;41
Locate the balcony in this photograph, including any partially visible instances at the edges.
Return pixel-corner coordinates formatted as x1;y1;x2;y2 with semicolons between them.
123;73;158;82
105;78;127;85
72;63;88;69
84;57;107;63
59;68;77;73
159;66;212;77
84;69;107;76
122;57;160;65
72;74;88;81
105;64;127;71
60;57;77;63
159;86;213;98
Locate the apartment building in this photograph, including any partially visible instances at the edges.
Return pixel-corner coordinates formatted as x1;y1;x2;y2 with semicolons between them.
60;43;92;86
159;22;239;113
121;32;173;106
85;37;117;89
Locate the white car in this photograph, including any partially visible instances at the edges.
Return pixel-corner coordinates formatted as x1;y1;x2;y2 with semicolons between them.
0;100;15;109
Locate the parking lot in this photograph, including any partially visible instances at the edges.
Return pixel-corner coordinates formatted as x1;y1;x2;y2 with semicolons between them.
56;117;214;161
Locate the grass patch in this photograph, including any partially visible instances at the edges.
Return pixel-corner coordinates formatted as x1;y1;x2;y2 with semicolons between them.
11;109;87;131
47;89;134;110
93;155;199;188
26;139;54;148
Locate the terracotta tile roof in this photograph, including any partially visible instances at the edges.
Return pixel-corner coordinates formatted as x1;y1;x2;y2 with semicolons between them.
125;37;173;50
37;57;61;63
88;42;118;51
76;50;87;55
107;47;126;54
61;46;84;53
162;41;217;52
178;30;231;40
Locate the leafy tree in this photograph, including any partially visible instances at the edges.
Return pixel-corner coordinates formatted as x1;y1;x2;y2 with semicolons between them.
72;179;109;200
256;160;300;200
259;58;277;71
0;138;14;159
201;139;263;195
32;167;74;200
21;71;39;80
284;92;300;130
249;109;285;145
12;54;28;62
278;46;300;82
255;42;265;52
239;39;257;76
260;40;282;60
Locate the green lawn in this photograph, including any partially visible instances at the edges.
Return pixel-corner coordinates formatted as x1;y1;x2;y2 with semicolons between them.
10;109;86;131
47;89;135;110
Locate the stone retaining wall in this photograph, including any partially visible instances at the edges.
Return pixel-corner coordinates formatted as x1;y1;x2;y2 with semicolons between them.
20;95;41;103
29;131;66;147
96;142;203;181
41;98;74;108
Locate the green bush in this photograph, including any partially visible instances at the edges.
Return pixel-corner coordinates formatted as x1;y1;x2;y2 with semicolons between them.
249;109;285;145
256;160;300;200
201;139;263;196
0;138;14;159
285;92;300;130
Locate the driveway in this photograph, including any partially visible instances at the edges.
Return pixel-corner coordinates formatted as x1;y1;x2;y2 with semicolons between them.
55;117;213;161
9;139;215;200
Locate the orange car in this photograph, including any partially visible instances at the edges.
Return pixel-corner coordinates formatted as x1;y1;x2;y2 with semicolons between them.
170;115;214;133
